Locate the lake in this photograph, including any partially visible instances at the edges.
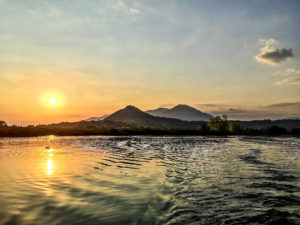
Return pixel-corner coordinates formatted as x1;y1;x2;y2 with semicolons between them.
0;136;299;225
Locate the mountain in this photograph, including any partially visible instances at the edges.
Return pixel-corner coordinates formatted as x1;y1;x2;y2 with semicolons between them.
84;115;108;121
104;105;203;128
146;104;213;121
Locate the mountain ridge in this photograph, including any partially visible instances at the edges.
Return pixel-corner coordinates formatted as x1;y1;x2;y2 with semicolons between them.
104;105;204;128
146;104;213;121
84;115;108;121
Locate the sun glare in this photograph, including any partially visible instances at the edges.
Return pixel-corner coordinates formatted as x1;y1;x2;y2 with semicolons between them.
49;98;56;104
40;90;66;108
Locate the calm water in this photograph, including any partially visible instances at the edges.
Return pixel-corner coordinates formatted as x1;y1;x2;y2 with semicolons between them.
0;136;299;225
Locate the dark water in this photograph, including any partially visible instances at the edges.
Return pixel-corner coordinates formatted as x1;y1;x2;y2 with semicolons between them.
0;136;299;225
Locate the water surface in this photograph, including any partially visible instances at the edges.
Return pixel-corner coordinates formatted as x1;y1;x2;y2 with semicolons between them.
0;136;299;225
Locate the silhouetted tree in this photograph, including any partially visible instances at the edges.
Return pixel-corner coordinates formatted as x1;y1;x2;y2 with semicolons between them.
208;115;228;132
229;122;241;133
266;126;287;136
0;121;7;127
291;127;300;135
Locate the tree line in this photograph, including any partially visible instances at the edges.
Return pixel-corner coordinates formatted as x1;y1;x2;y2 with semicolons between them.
0;118;299;137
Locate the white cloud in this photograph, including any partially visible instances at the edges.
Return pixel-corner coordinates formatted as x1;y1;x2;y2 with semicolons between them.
129;8;140;14
273;67;300;85
273;76;300;85
111;0;140;15
259;38;276;46
285;68;300;74
254;38;293;66
274;68;300;76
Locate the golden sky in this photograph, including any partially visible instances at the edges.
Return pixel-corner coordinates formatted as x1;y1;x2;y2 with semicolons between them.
0;0;299;125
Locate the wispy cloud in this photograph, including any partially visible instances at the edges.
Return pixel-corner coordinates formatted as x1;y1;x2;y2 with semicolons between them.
227;108;246;113
111;0;140;15
265;101;300;108
196;103;224;108
129;7;140;14
159;104;174;108
274;68;300;76
197;102;300;120
273;76;300;85
254;39;293;66
273;68;300;85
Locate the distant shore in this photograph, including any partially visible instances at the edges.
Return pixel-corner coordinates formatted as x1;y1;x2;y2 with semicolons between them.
0;126;299;137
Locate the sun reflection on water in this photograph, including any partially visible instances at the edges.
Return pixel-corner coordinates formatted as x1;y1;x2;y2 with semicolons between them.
47;148;54;175
47;159;52;175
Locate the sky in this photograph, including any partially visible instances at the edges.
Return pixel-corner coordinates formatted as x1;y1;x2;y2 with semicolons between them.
0;0;299;125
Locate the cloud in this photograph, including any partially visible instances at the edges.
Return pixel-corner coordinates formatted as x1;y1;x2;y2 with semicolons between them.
196;103;225;108
274;68;300;76
111;1;140;15
197;103;219;107
228;108;246;113
197;102;300;120
209;107;299;120
263;101;300;116
254;39;293;66
212;107;248;115
265;101;300;108
129;8;140;14
273;68;300;85
159;104;174;108
285;68;300;74
273;76;300;85
208;108;266;120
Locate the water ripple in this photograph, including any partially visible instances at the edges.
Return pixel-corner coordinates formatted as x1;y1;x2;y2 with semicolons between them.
0;136;299;225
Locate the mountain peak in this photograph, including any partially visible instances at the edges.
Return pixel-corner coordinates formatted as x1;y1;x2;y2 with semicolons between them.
104;105;151;124
102;104;209;129
172;104;195;110
124;105;140;111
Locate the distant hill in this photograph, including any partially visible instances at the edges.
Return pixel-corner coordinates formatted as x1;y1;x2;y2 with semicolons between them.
239;119;300;131
38;105;300;132
2;105;300;137
104;105;203;128
282;117;300;120
146;104;213;121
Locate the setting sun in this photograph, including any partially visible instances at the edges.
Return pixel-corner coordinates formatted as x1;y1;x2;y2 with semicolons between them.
49;98;56;104
39;90;67;109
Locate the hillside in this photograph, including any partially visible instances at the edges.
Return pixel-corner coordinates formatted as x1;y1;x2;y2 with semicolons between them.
104;105;203;128
239;119;300;131
146;104;213;121
84;115;108;121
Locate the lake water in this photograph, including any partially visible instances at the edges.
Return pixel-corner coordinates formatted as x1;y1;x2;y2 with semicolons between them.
0;136;299;225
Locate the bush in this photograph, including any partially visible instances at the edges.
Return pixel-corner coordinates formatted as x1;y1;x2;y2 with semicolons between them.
229;122;241;133
266;126;287;136
291;128;300;135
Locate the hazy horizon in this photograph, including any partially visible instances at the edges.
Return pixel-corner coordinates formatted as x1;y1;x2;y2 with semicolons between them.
4;103;300;126
1;0;299;125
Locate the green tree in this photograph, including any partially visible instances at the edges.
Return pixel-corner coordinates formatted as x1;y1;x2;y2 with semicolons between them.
229;122;241;132
208;115;228;132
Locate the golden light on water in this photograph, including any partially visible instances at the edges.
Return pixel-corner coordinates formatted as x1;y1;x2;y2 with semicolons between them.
47;158;53;175
47;148;54;175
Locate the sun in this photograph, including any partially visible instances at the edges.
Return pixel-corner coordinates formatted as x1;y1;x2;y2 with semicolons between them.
40;90;66;108
49;98;57;104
